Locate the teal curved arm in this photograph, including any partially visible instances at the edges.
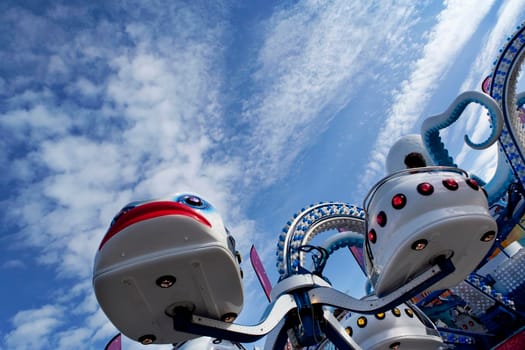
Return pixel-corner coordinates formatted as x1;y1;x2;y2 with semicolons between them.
421;91;503;166
483;148;514;205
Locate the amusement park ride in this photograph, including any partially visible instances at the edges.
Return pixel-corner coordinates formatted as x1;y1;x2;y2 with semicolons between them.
93;23;525;349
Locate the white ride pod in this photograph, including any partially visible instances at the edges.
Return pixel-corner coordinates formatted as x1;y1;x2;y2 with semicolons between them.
93;193;244;345
364;167;497;297
338;303;444;350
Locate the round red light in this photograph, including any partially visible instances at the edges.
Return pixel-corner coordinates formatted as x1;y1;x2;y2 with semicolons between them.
368;229;377;244
417;182;434;195
442;178;458;191
466;178;479;190
392;194;407;209
376;211;387;227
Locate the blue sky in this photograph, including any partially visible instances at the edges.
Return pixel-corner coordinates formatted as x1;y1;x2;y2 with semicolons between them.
1;1;525;349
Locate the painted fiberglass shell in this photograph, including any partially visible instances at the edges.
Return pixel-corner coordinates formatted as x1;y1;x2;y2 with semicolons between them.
93;194;243;345
364;168;496;297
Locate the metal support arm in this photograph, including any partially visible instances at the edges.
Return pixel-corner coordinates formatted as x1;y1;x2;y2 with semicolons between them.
171;294;298;343
169;258;455;347
309;257;455;314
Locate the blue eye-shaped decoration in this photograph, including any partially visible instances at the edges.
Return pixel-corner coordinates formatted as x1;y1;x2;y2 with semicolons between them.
109;201;146;228
176;194;210;210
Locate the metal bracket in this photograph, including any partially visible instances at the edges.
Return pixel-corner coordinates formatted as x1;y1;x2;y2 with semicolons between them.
171;294;297;343
323;309;363;350
169;258;455;347
308;257;455;314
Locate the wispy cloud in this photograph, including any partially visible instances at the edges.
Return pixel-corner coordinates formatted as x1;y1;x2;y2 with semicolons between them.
0;2;239;348
4;305;64;350
360;0;496;191
241;1;421;185
0;2;439;347
0;1;421;345
453;1;525;178
459;0;525;94
1;259;25;269
1;1;517;349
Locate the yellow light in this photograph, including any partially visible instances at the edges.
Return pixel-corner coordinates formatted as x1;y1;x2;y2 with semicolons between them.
345;327;353;336
375;312;385;320
405;308;414;317
392;308;401;317
357;316;367;328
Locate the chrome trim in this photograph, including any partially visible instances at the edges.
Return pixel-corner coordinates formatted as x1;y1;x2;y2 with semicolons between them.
363;166;469;213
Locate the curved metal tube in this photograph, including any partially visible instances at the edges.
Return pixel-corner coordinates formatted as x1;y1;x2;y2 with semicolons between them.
308;258;455;314
363;166;468;211
276;202;365;278
322;231;364;255
487;23;525;185
172;258;454;346
172;293;297;343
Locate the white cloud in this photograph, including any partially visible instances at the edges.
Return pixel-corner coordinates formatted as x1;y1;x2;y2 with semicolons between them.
47;55;69;78
470;143;499;180
242;1;421;185
2;104;73;145
459;1;525;93
4;305;64;350
0;3;243;349
68;77;102;98
2;2;518;349
87;308;118;342
360;0;496;191
1;259;25;269
454;1;525;179
56;328;92;349
0;6;419;345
